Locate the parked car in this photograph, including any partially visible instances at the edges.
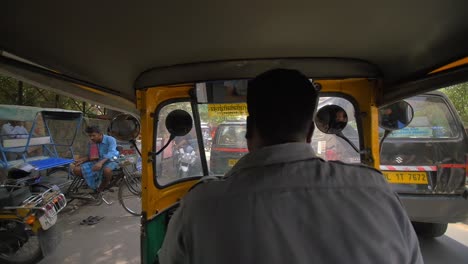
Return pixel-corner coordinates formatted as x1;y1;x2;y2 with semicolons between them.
308;92;468;238
379;91;468;237
209;121;248;175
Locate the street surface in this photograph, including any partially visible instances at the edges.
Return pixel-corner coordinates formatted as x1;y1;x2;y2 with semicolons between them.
40;192;468;264
421;223;468;264
39;191;140;264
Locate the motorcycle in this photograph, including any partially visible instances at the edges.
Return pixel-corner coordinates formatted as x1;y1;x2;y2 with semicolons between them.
0;175;66;264
175;146;198;178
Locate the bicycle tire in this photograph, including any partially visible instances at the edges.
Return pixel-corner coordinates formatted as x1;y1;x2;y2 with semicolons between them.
118;175;141;216
124;173;141;195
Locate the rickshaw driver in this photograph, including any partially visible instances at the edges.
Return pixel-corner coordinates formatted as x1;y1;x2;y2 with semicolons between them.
160;69;422;264
73;126;119;192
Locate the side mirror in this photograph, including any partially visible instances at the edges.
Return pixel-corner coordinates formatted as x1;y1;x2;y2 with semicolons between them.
165;110;193;137
109;113;141;141
314;105;348;134
378;101;414;131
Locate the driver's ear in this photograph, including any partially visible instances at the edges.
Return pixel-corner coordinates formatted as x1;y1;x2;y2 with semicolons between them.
306;122;315;143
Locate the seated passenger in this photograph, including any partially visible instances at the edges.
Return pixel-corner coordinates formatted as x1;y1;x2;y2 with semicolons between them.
160;69;422;264
1;120;29;139
1;120;35;160
73;125;119;192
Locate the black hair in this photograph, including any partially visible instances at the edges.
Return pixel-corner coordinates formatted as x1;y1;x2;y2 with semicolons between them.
85;125;102;134
246;68;318;144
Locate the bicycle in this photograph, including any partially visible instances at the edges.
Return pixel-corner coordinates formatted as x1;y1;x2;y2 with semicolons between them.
65;154;142;216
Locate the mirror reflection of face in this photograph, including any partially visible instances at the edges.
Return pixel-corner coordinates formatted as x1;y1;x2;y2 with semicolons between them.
378;100;414;131
314;105;348;134
383;108;392;115
335;110;347;122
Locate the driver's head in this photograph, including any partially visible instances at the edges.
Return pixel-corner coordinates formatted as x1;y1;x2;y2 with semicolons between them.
335;110;347;122
85;125;103;143
246;68;318;151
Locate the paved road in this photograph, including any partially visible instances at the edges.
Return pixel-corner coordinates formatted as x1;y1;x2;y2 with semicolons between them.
421;223;468;264
41;195;468;264
39;191;140;264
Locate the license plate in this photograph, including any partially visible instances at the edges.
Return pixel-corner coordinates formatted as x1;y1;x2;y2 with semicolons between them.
382;171;428;184
228;159;238;167
39;213;57;230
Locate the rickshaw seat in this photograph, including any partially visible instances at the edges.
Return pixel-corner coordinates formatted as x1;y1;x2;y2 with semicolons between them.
2;136;51;148
1;136;72;171
3;136;73;170
28;157;73;170
0;156;73;171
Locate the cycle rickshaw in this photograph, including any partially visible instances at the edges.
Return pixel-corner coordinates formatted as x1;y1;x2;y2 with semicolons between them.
0;104;83;189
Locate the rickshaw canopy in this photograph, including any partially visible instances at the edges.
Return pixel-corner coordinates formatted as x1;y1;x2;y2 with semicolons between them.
0;0;468;108
0;104;82;122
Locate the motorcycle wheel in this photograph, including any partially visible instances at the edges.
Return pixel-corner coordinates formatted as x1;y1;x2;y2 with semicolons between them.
0;221;43;264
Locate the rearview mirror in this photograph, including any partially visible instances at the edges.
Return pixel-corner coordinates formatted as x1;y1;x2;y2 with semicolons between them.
378;101;414;131
109;113;141;141
314;105;348;134
165;110;193;137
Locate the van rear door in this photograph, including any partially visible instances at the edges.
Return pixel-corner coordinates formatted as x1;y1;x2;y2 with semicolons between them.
380;92;468;195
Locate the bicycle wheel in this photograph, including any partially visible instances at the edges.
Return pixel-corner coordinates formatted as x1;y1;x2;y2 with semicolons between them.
124;172;141;195
118;175;141;216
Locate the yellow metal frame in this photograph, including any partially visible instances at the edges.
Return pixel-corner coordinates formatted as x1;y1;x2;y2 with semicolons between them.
137;78;382;219
137;85;200;218
0;212;41;232
430;57;468;74
0;214;19;220
319;79;381;168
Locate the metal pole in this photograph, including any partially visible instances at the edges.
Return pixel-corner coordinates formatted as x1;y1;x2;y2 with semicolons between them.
18;80;23;105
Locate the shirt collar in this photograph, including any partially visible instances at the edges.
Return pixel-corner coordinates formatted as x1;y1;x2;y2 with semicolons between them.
100;135;109;144
225;142;317;177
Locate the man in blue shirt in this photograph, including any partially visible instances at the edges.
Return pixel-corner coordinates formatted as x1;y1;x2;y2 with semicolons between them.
73;125;119;192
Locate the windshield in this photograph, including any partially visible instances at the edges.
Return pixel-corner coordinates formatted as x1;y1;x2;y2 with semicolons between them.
154;94;361;186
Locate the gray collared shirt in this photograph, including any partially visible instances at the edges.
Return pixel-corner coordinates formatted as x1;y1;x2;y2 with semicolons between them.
160;143;423;264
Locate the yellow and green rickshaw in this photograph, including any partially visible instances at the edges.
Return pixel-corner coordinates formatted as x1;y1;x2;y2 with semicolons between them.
1;1;468;263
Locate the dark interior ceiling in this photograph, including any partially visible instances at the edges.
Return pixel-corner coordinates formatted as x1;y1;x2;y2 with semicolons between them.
1;0;468;105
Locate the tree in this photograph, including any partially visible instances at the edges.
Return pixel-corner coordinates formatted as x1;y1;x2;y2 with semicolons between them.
440;83;468;127
0;74;106;117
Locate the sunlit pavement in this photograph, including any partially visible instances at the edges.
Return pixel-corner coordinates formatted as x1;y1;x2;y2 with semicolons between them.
420;223;468;263
39;191;140;264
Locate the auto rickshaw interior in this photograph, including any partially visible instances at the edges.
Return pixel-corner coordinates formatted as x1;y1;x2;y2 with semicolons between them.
2;2;468;263
143;69;467;263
